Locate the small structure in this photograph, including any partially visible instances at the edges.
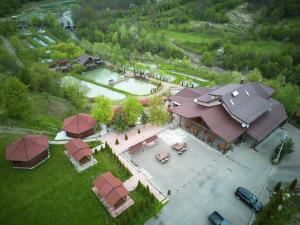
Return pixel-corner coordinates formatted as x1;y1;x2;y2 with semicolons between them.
92;172;134;217
77;54;102;70
65;139;93;165
6;135;50;169
63;113;97;139
49;59;72;72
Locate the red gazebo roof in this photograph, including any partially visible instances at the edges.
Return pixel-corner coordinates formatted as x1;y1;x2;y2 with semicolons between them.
63;113;97;135
65;139;92;162
93;172;128;207
6;135;49;162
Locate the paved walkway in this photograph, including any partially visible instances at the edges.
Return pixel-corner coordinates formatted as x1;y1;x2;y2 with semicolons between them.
99;125;166;154
99;124;169;203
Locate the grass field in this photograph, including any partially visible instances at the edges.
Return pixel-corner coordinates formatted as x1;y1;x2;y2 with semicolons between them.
0;134;162;225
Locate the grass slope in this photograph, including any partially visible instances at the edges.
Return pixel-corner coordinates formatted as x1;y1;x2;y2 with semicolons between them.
0;134;162;225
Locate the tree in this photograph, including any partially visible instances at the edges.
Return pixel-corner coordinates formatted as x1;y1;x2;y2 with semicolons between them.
91;96;113;126
113;115;128;132
122;97;142;127
246;69;263;82
125;134;128;140
1;76;29;118
28;64;62;95
273;182;282;192
115;139;119;145
148;96;169;126
289;179;298;191
141;111;148;124
62;77;89;110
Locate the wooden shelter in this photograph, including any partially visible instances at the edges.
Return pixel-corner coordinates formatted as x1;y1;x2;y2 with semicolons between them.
6;135;49;169
65;139;93;165
63;113;97;138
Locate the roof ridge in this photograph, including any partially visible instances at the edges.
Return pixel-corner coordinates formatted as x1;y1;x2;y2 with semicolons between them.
6;137;24;159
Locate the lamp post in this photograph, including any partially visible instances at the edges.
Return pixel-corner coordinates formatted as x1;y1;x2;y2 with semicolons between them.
273;132;288;164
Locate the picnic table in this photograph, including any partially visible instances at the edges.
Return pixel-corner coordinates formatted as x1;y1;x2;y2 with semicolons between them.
156;152;170;163
172;142;187;154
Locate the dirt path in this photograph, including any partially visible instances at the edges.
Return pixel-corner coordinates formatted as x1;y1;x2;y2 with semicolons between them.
0;126;55;135
169;39;226;74
1;36;24;68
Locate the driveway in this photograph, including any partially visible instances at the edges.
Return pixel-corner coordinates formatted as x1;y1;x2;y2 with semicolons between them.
124;128;273;225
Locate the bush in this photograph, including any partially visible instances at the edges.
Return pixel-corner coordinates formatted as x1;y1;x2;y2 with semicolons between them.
138;129;141;134
289;179;298;191
125;134;128;140
272;138;295;164
274;182;282;193
115;139;119;145
253;193;283;225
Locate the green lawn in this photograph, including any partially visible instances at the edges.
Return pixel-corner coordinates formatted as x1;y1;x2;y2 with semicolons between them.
0;134;162;225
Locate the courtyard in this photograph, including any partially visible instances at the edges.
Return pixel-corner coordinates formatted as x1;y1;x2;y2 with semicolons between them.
124;128;274;225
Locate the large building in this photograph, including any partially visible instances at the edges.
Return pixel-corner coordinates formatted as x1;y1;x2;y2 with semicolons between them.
6;135;50;169
170;83;287;152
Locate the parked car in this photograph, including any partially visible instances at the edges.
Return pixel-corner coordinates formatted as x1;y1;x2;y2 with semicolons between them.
208;211;232;225
235;187;263;212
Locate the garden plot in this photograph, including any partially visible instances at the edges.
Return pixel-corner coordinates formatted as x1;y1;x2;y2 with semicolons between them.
33;37;48;47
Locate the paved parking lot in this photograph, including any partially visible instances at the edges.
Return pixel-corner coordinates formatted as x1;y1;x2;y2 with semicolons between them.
125;128;273;225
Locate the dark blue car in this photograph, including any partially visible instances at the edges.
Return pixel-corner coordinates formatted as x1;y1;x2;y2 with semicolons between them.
235;187;263;212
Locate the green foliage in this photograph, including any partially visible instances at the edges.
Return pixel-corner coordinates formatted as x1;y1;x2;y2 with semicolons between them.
91;96;113;125
148;96;169;126
115;138;119;145
51;42;84;60
0;45;20;74
0;76;29;118
26;64;62;95
125;134;128;140
272;138;295;164
72;64;85;74
0;20;17;36
253;193;283;225
141;111;149;124
62;77;88;110
264;79;300;116
274;182;282;192
246;69;263;82
113;114;129;132
122;97;143;127
289;179;298;191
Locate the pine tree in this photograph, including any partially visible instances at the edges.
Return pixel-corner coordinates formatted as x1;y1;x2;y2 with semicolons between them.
115;139;119;145
289;179;297;191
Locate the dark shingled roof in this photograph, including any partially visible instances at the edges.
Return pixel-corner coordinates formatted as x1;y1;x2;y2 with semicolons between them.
172;104;245;142
6;135;49;161
247;101;287;142
221;83;275;124
171;83;287;143
93;172;128;208
169;88;211;104
78;54;93;65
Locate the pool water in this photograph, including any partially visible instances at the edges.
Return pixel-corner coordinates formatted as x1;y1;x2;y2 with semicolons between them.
84;68;123;85
62;76;125;100
114;78;157;95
